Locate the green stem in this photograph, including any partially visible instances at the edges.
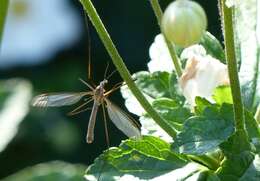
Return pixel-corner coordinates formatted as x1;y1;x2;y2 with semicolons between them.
79;0;177;138
0;0;9;48
220;1;246;132
188;155;220;171
149;0;182;77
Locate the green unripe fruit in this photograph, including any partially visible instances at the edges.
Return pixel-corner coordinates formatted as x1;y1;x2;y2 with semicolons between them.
161;0;207;47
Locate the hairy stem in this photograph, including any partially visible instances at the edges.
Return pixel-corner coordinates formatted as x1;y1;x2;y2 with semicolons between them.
79;0;177;138
220;1;247;134
149;0;182;77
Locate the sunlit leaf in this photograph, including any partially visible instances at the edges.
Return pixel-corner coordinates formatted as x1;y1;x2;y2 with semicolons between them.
172;104;234;155
212;86;233;105
84;136;211;181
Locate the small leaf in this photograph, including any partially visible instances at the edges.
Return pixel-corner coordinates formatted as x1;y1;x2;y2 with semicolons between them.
194;97;214;115
212;86;233;105
200;32;225;62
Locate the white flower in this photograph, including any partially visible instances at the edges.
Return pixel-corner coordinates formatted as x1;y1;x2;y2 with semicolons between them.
120;84;152;116
148;34;174;73
140;116;172;142
180;54;229;107
0;0;81;68
180;44;206;60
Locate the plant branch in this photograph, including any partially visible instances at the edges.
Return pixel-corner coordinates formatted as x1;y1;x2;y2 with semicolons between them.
220;1;246;133
0;0;9;48
149;0;182;77
79;0;177;138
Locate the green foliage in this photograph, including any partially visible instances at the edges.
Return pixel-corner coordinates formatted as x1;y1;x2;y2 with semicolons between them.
86;63;260;180
200;32;226;62
2;161;86;181
172;104;234;155
212;86;233;105
85;136;207;181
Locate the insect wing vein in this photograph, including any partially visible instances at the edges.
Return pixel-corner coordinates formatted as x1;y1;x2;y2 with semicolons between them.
105;99;141;138
32;92;90;107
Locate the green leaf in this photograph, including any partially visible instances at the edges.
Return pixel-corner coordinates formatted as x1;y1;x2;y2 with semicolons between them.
84;136;204;181
200;31;226;62
152;98;192;131
216;151;255;180
212;86;233;105
2;161;86;181
171;111;234;155
0;79;32;153
168;72;185;104
194;97;214;115
240;154;260;181
172;103;234;155
133;71;171;99
0;0;9;44
234;0;260;112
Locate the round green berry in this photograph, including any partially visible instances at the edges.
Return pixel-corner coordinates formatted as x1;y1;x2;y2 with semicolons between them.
161;0;207;47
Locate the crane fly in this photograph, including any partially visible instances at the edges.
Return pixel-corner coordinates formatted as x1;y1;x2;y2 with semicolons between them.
31;78;141;143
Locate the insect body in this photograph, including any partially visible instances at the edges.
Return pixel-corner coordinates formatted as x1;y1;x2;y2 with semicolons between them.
32;79;141;143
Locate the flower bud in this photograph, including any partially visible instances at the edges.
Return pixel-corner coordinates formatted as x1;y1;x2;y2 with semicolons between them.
161;0;207;47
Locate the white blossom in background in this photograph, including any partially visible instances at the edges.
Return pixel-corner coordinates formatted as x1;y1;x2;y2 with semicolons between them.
180;53;229;107
120;84;151;116
180;44;206;60
148;34;174;73
0;0;81;68
140;116;172;142
0;79;32;152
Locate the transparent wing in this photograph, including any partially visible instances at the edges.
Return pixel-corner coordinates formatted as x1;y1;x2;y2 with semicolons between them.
105;99;141;138
32;92;91;107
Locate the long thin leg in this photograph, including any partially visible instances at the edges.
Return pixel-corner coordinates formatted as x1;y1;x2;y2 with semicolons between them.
104;81;124;96
102;102;110;148
86;101;99;143
84;13;92;81
67;97;93;116
68;107;92;116
79;78;95;90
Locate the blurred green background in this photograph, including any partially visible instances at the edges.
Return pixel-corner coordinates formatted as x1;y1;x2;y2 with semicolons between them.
0;0;221;179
